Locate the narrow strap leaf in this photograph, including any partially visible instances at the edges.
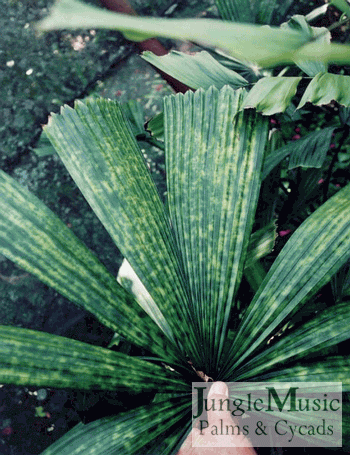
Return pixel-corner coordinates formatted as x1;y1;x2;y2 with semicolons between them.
232;301;350;380
45;97;193;356
40;397;190;455
142;50;248;90
164;86;269;375
247;356;350;391
0;325;187;391
0;170;175;362
223;183;350;374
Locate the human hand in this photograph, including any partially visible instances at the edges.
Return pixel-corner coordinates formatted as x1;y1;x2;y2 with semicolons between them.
177;382;257;455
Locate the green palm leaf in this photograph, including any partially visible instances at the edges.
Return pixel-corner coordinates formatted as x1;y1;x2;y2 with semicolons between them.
221;183;350;377
233;301;350;381
45;98;192;355
0;170;174;362
1;82;349;453
40;396;190;455
164;86;269;375
0;325;187;391
252;356;350;387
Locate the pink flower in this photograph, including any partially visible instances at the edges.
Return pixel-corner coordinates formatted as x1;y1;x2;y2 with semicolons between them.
292;134;301;140
279;229;291;237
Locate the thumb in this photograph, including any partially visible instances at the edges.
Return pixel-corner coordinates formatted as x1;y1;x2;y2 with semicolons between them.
206;382;235;424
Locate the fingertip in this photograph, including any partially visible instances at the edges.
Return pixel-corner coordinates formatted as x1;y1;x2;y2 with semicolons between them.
208;381;228;398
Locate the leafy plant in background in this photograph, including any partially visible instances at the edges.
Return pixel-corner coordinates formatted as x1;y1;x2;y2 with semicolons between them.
0;0;350;454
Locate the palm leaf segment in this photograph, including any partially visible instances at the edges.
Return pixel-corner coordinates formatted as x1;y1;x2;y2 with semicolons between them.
0;86;350;453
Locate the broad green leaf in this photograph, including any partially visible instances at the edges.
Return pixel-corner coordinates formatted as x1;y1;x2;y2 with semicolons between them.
252;356;350;389
41;396;190;455
164;86;269;375
221;183;350;375
0;170;175;363
243;76;302;115
262;127;335;179
142;50;248;90
281;15;330;76
44;97;196;360
233;301;350;380
38;0;324;68
0;325;186;391
298;72;350;109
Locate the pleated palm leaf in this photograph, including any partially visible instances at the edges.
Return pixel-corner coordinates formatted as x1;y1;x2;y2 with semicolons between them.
1;86;350;454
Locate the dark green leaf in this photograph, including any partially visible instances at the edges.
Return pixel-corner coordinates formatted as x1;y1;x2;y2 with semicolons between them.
164;86;269;374
41;396;191;455
252;356;350;390
45;97;193;356
221;183;350;375
0;170;174;362
233;301;350;380
262;127;335;179
0;325;187;391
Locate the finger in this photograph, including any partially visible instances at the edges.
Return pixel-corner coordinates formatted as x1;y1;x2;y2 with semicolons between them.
206;382;256;451
207;382;236;424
